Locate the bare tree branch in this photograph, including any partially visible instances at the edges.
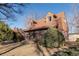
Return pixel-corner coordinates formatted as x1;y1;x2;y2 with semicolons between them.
0;3;27;20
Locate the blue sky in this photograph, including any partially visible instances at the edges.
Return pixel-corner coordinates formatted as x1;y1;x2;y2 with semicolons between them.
4;3;78;33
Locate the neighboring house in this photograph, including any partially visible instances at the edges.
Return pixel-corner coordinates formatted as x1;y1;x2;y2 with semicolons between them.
24;12;68;39
69;33;79;41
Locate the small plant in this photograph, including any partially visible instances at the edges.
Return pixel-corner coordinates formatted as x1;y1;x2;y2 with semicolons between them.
52;46;79;56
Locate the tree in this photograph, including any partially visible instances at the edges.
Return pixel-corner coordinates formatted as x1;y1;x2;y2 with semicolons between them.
39;27;65;48
69;4;79;33
73;4;79;33
25;10;38;29
0;3;27;20
0;21;14;42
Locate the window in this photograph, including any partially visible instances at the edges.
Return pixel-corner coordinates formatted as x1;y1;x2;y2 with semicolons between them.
48;16;52;21
53;15;57;18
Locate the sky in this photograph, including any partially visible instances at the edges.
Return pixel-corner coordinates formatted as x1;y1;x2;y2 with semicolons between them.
3;3;79;33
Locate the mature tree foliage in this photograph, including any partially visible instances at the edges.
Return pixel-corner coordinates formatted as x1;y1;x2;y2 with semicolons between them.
0;21;24;42
13;31;25;42
0;21;14;42
0;3;26;20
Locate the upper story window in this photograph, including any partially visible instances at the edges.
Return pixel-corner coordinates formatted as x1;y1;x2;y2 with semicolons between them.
53;15;57;18
48;16;52;21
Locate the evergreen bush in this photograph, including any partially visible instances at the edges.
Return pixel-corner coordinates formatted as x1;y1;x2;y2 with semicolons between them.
52;46;79;56
40;27;65;48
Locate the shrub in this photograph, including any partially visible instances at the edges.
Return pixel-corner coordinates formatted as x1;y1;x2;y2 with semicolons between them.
52;46;79;56
39;27;65;48
14;32;24;42
76;38;79;43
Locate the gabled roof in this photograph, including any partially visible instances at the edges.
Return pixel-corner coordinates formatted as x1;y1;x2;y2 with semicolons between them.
25;19;48;32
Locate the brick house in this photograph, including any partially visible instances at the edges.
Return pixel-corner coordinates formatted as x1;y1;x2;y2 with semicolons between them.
24;12;68;40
